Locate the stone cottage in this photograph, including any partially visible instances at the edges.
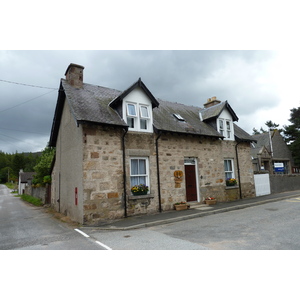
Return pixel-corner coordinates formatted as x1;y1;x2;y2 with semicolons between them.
49;63;256;225
251;130;295;174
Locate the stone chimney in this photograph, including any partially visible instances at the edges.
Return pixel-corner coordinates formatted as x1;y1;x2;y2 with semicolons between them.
204;96;221;108
65;63;84;88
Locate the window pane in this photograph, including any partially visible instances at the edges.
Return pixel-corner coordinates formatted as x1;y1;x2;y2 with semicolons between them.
140;106;149;118
140;119;147;130
130;177;139;186
226;121;230;130
139;159;146;175
127;104;136;116
219;119;224;129
127;117;134;128
224;160;232;172
138;176;146;185
226;172;233;179
131;159;139;175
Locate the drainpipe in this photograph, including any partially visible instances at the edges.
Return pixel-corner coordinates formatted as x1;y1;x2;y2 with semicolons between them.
122;127;128;218
235;141;242;199
156;131;162;212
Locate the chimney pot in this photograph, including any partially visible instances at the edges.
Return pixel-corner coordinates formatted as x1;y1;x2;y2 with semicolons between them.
65;63;84;88
204;96;221;108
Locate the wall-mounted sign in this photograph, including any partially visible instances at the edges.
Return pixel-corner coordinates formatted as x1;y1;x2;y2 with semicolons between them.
274;162;285;172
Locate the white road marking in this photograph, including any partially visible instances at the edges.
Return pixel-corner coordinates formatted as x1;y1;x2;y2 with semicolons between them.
75;228;112;250
95;240;113;250
74;228;90;238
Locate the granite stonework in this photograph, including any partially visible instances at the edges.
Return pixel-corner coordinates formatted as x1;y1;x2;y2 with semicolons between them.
78;125;255;225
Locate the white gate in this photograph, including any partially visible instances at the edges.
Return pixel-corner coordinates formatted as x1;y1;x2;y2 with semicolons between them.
254;173;271;196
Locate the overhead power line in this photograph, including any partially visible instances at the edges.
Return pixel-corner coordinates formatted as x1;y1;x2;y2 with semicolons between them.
0;79;58;90
0;127;45;135
0;89;56;114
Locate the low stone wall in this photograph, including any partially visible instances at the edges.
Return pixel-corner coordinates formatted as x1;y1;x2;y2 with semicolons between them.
24;184;51;205
270;174;300;194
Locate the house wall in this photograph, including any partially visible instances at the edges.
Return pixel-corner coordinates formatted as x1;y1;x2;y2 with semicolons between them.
51;100;84;223
61;122;255;225
82;124;125;224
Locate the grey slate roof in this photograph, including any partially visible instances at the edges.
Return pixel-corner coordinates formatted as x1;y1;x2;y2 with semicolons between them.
250;131;293;160
49;78;254;145
153;99;223;138
200;101;239;122
20;172;36;183
62;79;126;127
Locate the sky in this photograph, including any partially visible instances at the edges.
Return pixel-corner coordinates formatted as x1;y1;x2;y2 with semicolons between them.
1;1;300;154
0;50;299;153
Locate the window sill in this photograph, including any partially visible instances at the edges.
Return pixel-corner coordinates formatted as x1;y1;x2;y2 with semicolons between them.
225;185;239;190
128;193;154;200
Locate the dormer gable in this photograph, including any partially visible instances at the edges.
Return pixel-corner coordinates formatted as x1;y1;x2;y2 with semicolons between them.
109;78;159;133
200;98;238;141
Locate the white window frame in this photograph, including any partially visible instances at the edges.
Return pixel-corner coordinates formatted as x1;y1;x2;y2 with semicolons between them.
125;101;152;132
218;119;224;136
218;118;233;140
130;157;150;191
224;159;235;180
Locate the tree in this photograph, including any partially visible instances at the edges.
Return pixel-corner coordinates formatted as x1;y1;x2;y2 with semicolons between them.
33;147;55;185
283;107;300;166
252;120;282;135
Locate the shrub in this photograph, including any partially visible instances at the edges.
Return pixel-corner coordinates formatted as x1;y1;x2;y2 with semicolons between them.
20;194;43;206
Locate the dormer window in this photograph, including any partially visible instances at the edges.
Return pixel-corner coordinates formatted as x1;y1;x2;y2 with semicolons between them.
219;119;224;136
218;117;234;140
226;120;231;139
126;103;137;128
123;93;153;132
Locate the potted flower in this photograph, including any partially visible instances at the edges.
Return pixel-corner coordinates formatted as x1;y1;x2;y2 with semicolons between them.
174;201;189;211
205;197;217;205
131;184;149;195
226;178;237;186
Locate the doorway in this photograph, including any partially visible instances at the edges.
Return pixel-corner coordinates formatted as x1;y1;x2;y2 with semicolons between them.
184;158;199;202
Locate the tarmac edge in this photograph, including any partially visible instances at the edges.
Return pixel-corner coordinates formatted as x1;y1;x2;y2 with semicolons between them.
85;193;300;231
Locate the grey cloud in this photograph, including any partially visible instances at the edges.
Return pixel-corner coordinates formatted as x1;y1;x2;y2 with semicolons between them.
0;50;282;153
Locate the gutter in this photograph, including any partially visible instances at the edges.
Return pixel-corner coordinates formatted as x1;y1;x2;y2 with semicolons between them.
155;131;162;212
122;127;129;218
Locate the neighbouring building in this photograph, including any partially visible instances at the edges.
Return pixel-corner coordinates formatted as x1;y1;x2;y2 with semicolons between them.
49;63;256;225
18;170;35;195
251;130;295;174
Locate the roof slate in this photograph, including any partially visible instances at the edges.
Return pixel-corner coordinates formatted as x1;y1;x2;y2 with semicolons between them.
20;172;36;183
250;130;293;160
50;78;253;144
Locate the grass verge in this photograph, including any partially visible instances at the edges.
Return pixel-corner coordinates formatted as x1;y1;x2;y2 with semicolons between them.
20;194;43;206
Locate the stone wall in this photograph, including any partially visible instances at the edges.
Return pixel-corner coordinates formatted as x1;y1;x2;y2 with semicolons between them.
270;174;300;194
82;124;125;224
68;124;256;225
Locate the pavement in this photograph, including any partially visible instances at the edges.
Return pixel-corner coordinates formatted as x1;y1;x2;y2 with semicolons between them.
84;190;300;230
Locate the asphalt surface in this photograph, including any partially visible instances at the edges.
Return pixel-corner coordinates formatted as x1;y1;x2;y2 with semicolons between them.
0;185;104;250
86;189;300;230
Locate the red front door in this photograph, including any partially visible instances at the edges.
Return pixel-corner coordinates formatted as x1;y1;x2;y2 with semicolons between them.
185;164;197;202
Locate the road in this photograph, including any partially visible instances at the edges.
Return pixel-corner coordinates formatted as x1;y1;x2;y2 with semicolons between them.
0;185;107;250
83;196;300;250
2;183;300;250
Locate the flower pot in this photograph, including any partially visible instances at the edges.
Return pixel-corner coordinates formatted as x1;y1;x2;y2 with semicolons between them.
174;204;188;211
205;199;217;205
132;191;148;196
